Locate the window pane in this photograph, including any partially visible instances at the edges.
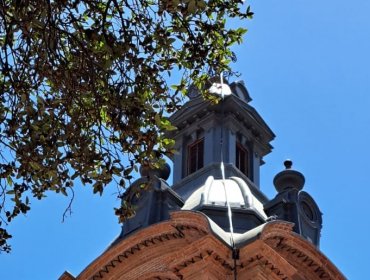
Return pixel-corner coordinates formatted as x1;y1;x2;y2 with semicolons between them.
188;138;204;175
197;139;204;170
236;143;248;177
189;145;197;174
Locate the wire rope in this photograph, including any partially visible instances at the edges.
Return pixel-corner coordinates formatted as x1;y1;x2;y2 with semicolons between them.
219;73;236;249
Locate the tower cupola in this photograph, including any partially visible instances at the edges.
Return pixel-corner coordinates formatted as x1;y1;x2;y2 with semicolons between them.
168;80;275;201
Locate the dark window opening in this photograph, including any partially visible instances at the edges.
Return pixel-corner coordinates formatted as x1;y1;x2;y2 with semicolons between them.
188;138;204;175
236;142;249;177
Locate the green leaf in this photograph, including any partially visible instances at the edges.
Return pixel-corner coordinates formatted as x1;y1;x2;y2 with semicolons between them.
100;108;110;123
60;188;68;196
162;138;175;147
161;119;177;131
29;162;41;170
6;176;13;186
187;0;197;14
93;182;104;195
154;113;162;127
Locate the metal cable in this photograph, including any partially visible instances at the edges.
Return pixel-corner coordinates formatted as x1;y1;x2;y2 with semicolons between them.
219;73;236;249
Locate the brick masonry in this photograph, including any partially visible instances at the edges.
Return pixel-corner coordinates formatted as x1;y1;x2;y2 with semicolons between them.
59;211;345;280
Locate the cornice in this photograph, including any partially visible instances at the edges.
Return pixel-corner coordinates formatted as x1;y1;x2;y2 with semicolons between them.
69;211;345;280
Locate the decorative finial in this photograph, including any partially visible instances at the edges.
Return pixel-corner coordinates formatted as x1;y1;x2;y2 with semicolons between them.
273;159;305;193
284;159;293;169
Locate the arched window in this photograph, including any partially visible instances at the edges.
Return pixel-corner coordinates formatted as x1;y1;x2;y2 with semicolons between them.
236;142;249;177
187;138;204;175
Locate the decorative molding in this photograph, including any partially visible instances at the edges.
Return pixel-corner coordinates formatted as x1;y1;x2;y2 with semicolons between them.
262;230;346;280
238;254;289;280
72;212;344;280
89;224;207;280
172;249;234;280
275;240;333;279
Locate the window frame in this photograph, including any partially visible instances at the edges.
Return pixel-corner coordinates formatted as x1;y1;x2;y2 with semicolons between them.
187;138;205;175
235;142;249;177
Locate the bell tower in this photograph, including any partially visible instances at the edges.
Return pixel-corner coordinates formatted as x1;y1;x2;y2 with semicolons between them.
169;80;275;201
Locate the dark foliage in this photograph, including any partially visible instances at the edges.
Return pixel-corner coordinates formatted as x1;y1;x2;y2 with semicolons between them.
0;0;252;252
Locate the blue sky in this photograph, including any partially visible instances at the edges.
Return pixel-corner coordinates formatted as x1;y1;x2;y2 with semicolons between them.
1;1;369;279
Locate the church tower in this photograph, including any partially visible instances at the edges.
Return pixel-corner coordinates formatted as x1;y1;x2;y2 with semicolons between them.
59;79;345;280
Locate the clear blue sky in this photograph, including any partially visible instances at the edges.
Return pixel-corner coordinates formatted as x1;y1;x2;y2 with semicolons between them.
2;1;369;279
